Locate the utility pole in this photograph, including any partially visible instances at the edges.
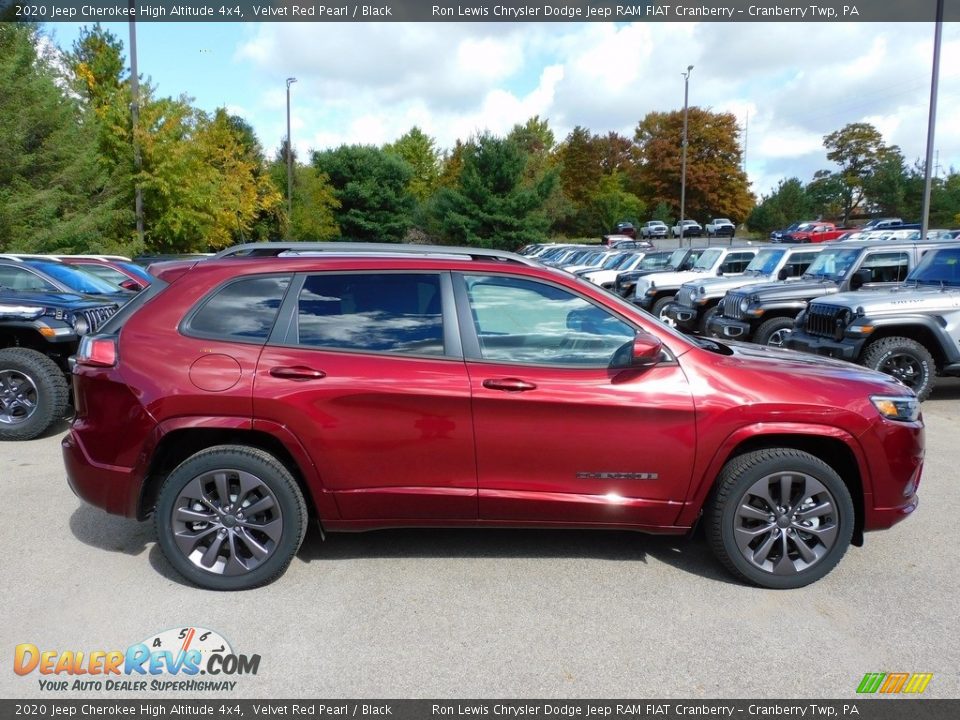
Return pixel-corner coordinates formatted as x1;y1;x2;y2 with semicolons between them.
679;65;693;247
128;8;144;247
921;0;944;241
285;77;297;239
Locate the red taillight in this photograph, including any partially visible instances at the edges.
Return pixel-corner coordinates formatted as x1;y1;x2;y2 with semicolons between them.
77;335;118;367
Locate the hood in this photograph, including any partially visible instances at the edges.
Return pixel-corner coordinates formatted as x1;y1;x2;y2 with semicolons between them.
810;284;960;314
728;278;838;301
681;273;770;297
637;269;714;290
718;340;910;395
0;289;118;309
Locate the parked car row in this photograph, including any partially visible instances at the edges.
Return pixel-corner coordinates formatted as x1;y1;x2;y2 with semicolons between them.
614;235;960;401
0;254;154;441
58;241;923;592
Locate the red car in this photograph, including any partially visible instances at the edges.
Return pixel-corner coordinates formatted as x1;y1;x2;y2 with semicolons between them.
56;255;155;292
63;243;923;591
785;223;854;244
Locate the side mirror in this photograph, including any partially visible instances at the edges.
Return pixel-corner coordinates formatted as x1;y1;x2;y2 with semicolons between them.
632;333;663;367
120;279;144;291
849;268;871;290
777;268;789;281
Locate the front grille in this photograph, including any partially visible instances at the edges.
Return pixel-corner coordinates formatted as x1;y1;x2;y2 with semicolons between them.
677;291;695;308
723;292;748;320
78;305;118;333
804;303;847;339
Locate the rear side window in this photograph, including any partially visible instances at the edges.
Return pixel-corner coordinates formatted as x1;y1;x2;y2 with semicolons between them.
296;273;444;356
784;251;819;278
187;275;291;341
859;252;910;283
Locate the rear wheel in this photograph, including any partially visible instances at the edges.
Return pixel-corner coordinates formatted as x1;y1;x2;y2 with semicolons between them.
0;348;69;441
862;336;936;401
755;317;794;347
154;445;308;590
708;449;854;589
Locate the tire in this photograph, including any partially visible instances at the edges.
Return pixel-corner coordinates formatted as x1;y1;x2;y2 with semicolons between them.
0;347;69;441
698;305;719;336
651;295;676;326
154;445;309;591
862;336;936;401
754;317;794;347
707;449;854;589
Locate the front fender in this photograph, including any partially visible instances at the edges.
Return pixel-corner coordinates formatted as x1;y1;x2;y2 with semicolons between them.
674;422;868;527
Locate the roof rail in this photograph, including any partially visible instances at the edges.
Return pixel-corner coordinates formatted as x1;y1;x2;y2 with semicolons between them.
213;242;540;267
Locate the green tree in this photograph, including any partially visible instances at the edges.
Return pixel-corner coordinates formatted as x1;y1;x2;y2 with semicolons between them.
586;172;645;234
313;145;415;243
0;24;116;253
427;133;557;250
746;177;814;234
269;149;340;241
822;122;889;224
384;127;440;203
806;170;846;220
634;108;754;223
863;146;908;218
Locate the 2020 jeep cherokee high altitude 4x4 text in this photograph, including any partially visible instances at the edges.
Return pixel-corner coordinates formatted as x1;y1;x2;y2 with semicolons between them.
63;243;923;591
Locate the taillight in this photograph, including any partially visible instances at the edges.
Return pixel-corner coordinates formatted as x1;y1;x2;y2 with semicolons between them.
76;335;118;367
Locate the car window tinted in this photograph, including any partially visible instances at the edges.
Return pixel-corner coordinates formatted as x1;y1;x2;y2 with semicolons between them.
464;275;635;367
188;275;291;341
297;273;444;356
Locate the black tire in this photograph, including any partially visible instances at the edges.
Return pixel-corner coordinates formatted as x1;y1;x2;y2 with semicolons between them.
154;445;308;591
862;336;936;401
0;347;69;441
651;295;676;325
754;317;794;347
707;449;854;589
698;305;719;336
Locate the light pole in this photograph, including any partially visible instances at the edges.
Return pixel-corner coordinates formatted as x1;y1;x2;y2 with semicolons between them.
921;0;944;241
285;77;297;238
679;65;693;247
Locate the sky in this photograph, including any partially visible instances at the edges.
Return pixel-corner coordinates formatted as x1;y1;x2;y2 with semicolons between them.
45;20;960;200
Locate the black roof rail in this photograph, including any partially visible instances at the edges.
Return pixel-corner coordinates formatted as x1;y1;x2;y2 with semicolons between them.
212;242;540;267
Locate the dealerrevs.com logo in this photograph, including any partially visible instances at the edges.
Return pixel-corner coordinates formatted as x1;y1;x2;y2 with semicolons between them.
14;627;260;692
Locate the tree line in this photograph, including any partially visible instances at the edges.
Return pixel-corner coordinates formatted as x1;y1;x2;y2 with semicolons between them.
5;23;955;256
747;122;960;234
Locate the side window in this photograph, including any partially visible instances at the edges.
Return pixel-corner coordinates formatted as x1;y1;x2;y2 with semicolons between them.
784;252;819;277
720;252;755;274
0;266;56;292
463;275;635;367
860;252;910;283
296;273;444;356
187;275;291;342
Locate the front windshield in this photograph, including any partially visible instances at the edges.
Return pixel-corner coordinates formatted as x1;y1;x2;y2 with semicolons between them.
692;248;723;271
745;249;786;275
667;249;688;267
601;253;630;270
795;223;815;232
803;249;861;280
906;247;960;286
634;252;669;270
25;261;121;294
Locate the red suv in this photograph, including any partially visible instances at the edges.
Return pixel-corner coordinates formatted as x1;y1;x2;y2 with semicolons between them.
63;243;923;591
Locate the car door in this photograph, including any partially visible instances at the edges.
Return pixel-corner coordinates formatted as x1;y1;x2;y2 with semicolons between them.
453;272;696;528
254;270;477;521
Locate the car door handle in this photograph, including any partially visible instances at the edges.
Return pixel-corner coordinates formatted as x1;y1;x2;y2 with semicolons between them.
482;378;537;392
269;366;327;380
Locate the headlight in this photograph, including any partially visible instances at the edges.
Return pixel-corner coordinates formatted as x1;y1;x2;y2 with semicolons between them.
688;289;697;302
72;314;90;336
739;297;751;313
871;395;920;422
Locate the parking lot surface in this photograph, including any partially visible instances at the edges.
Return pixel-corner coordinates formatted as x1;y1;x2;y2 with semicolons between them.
3;380;959;699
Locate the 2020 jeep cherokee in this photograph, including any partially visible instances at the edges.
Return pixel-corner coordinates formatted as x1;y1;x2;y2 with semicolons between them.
63;243;923;591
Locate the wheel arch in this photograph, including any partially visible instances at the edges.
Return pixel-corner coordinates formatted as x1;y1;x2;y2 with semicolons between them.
684;428;866;547
862;321;954;370
138;423;338;523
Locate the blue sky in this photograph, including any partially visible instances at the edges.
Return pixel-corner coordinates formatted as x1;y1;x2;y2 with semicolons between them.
46;21;960;200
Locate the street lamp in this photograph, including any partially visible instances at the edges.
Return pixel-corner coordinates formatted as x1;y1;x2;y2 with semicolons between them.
679;65;693;247
285;77;297;238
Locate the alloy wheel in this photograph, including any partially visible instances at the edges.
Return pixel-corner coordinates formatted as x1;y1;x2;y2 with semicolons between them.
0;369;38;426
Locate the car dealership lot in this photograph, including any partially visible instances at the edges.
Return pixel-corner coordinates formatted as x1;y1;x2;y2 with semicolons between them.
3;381;959;699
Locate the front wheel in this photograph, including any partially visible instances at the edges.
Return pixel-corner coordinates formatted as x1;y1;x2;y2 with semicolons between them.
708;449;854;589
698;305;719;336
862;336;936;401
651;295;676;326
0;348;69;441
154;445;308;590
754;317;794;347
